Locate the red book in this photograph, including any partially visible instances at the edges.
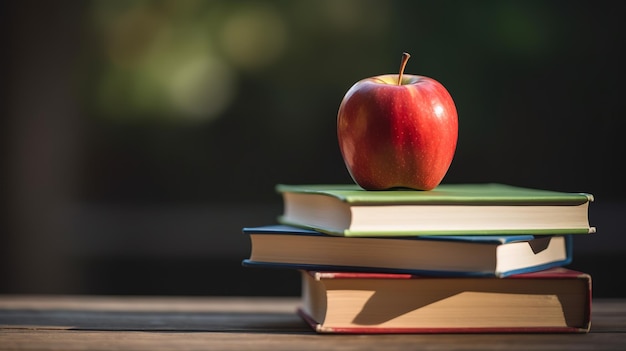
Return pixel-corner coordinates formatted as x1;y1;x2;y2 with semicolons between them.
298;267;592;334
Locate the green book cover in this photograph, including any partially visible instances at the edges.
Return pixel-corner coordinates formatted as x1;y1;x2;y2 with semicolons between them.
275;183;595;236
276;183;593;205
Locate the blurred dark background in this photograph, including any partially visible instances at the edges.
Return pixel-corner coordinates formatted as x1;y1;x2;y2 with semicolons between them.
2;0;625;297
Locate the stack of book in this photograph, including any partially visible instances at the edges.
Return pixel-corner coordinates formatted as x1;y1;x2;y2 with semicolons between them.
242;183;596;334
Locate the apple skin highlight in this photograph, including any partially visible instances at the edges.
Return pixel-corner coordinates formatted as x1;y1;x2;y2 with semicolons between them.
337;73;458;191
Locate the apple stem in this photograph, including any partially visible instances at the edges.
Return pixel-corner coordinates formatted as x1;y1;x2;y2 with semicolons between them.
398;52;411;85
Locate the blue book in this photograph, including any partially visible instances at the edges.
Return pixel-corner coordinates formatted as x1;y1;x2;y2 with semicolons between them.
242;225;573;277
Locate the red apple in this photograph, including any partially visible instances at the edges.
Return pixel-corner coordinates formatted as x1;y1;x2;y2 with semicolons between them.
337;52;458;191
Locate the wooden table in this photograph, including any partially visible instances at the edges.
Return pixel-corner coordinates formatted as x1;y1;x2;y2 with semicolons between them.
1;295;625;350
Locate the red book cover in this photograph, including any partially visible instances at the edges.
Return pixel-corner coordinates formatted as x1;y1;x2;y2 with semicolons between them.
298;267;592;334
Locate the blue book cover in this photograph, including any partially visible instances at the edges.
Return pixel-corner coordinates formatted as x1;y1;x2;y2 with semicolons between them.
242;225;573;277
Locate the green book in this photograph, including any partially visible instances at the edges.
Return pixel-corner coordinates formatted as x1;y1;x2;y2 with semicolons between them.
275;183;595;237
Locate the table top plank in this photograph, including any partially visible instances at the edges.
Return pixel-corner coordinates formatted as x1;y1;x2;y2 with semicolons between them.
1;296;625;351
